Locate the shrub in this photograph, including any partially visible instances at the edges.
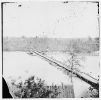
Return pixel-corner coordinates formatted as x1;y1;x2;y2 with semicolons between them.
88;86;99;98
11;76;59;98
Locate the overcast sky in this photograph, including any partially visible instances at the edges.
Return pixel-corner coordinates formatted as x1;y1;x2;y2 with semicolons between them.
3;1;99;38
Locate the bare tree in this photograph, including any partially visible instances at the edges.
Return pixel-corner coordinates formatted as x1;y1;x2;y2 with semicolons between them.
67;41;85;83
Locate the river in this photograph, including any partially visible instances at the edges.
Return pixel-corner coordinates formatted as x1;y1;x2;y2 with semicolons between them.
3;51;99;98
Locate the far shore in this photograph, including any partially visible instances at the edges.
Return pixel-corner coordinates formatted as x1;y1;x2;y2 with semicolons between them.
3;50;99;56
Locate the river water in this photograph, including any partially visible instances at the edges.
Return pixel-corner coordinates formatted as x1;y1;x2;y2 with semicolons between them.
3;51;99;98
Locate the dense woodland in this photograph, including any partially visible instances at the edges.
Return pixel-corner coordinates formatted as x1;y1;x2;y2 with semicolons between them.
3;36;99;54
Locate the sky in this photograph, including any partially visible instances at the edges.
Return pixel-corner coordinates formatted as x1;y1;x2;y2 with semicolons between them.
3;1;99;38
